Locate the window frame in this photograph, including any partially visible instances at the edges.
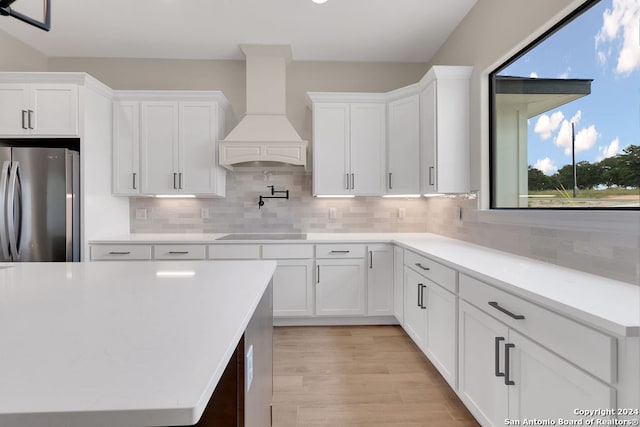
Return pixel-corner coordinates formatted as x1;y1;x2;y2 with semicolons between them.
488;0;638;212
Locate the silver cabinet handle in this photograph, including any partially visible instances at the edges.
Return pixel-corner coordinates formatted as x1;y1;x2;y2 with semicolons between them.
415;262;430;271
173;173;177;190
351;173;354;190
178;172;183;189
428;166;434;186
317;265;320;283
505;343;515;385
419;283;427;309
388;172;392;189
488;301;525;320
109;251;131;255
345;173;349;190
132;172;137;190
417;283;422;307
21;110;28;129
495;337;505;378
330;250;350;254
168;251;189;254
369;250;373;269
27;110;34;129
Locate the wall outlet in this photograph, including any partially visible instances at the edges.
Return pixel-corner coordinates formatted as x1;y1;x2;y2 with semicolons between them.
201;207;210;219
398;207;406;219
329;208;337;220
135;208;147;220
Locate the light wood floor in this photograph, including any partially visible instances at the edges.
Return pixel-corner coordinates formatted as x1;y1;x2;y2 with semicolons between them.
272;325;480;427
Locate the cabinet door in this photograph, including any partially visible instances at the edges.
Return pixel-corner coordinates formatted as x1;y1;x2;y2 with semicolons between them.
387;95;420;195
113;101;140;195
312;103;349;195
366;244;394;316
424;280;457;388
30;84;79;136
458;300;509;427
140;101;180;194
0;84;29;135
403;267;427;350
273;259;314;318
420;81;437;194
393;246;404;323
316;258;365;316
507;330;616;422
179;102;223;195
349;103;385;195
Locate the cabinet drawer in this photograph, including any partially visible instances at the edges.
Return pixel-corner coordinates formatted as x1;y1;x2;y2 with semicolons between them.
315;244;365;259
90;245;152;261
208;244;260;259
459;274;616;384
153;245;206;260
262;244;314;259
404;250;457;293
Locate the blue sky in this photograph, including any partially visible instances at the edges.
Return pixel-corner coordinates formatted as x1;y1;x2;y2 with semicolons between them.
499;0;640;175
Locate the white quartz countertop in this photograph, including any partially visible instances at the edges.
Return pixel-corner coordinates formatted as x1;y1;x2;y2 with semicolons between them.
0;260;277;427
90;232;640;337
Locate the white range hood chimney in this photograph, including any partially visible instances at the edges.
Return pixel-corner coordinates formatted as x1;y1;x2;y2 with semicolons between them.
219;44;308;170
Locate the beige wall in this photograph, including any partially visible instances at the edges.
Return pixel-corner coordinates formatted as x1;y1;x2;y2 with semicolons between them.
0;29;48;71
427;0;582;201
48;57;428;141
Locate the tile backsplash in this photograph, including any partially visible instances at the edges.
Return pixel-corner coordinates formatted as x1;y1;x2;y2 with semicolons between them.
130;171;430;233
130;171;639;285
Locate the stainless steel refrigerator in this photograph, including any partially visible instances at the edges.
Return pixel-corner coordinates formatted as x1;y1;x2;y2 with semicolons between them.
0;147;80;262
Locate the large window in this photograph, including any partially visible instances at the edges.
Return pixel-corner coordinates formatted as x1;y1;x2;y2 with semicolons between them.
490;0;639;209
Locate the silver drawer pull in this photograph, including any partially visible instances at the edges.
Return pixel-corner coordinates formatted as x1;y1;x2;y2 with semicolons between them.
488;301;525;320
415;262;430;271
330;250;350;254
109;251;131;255
168;251;189;254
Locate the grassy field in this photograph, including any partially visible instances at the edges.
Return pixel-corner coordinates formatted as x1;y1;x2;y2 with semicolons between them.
526;188;639;207
529;188;639;199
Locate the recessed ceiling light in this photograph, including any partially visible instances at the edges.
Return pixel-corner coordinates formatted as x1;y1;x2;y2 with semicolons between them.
312;0;328;4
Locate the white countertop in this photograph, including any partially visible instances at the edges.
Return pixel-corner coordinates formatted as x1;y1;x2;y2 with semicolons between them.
0;260;277;427
90;232;640;337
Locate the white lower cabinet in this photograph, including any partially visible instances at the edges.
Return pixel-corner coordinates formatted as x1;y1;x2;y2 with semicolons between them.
316;258;366;316
403;253;457;387
458;300;616;426
424;279;457;388
271;259;315;317
403;266;427;349
393;245;404;323
366;244;394;316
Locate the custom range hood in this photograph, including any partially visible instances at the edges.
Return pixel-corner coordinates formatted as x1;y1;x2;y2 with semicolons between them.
219;44;308;170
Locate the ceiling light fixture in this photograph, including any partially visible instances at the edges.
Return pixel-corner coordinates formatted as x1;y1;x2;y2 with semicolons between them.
155;194;197;199
311;0;328;4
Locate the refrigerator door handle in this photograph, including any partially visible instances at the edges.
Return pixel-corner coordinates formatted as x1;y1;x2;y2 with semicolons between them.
7;161;22;260
0;161;11;259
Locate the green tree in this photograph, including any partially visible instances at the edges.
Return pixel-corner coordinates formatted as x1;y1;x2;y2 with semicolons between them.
528;166;553;191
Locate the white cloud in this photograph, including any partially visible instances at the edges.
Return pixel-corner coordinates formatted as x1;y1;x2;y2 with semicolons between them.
597;137;620;160
534;157;558;175
558;67;571;79
529;72;538;78
534;111;564;140
552;111;598;156
595;0;640;75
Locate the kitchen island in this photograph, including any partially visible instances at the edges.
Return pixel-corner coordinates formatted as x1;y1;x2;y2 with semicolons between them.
0;260;276;427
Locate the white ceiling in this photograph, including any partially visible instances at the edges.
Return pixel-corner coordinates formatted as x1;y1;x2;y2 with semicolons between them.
0;0;477;62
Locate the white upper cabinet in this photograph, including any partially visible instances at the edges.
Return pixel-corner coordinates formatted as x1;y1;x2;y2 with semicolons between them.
386;93;420;195
113;101;140;195
308;93;386;196
113;91;228;197
420;66;472;194
0;83;79;136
